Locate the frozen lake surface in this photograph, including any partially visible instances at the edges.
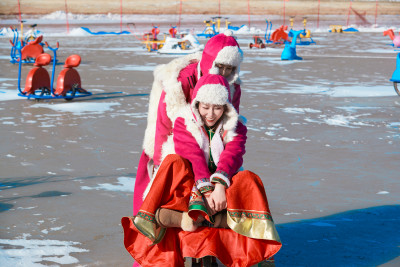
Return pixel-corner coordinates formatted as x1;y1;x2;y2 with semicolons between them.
0;13;399;266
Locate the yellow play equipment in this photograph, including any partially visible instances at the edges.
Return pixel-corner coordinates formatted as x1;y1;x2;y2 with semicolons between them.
143;34;165;52
200;16;232;37
141;26;166;52
289;17;316;45
329;25;344;33
202;19;216;35
299;18;312;38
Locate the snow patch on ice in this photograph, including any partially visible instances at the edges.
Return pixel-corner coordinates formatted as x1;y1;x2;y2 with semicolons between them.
80;177;135;192
282;108;321;114
0;90;21;101
102;64;156;71
0;236;88;266
305;114;372;128
31;102;121;115
376;191;389;194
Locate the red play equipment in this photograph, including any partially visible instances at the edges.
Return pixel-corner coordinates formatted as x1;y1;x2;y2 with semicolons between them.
23;53;51;95
141;25;166;52
54;54;82;96
249;22;288;49
17;41;91;100
270;25;289;43
169;26;178;38
384;29;400;48
142;25;160;41
9;34;44;63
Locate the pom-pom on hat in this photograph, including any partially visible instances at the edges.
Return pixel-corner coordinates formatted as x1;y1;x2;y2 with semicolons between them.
199;30;243;84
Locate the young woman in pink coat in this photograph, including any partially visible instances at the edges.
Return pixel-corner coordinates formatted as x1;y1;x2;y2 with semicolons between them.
133;30;246;216
122;75;281;267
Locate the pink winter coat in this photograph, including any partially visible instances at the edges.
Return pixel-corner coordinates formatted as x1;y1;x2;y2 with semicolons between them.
153;61;242;166
136;31;244;206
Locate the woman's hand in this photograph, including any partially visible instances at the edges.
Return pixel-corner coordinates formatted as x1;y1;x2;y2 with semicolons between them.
204;191;216;215
208;183;227;214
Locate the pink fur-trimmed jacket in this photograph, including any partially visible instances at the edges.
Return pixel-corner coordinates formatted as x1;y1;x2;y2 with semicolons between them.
141;54;245;197
173;117;247;193
142;52;243;166
145;74;246;196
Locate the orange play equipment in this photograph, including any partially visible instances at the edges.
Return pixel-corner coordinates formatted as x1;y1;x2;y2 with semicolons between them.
169;26;178;38
54;55;82;96
10;35;44;62
23;53;82;97
23;53;51;95
142;25;165;52
270;25;289;43
384;29;400;48
17;41;91;101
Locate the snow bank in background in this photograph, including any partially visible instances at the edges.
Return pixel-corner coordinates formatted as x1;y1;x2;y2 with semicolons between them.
0;27;14;37
0;13;399;38
68;27;92;36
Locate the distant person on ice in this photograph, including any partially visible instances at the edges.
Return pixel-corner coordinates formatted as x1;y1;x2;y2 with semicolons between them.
133;30;246;216
122;74;282;266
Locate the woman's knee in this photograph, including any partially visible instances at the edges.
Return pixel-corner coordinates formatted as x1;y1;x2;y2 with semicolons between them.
232;170;263;185
162;154;191;168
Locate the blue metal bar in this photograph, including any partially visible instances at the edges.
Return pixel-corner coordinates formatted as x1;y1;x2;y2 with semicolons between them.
16;41;23;94
46;43;59;95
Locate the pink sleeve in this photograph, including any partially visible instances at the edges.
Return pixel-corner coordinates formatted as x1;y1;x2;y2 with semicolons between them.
231;83;241;113
177;63;198;102
153;90;172;166
211;121;247;187
173;117;213;193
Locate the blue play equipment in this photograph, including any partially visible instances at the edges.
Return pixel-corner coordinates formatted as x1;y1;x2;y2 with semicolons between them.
197;17;244;38
197;18;218;38
343;27;359;33
390;53;400;96
281;29;304;61
290;17;316;46
80;27;130;35
15;40;92;101
264;20;273;44
9;26;44;64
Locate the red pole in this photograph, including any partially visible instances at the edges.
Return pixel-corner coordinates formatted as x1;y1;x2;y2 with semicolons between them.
120;0;123;32
346;1;352;27
317;0;320;29
65;0;70;34
283;0;286;26
374;0;378;25
17;0;22;23
219;0;221;16
178;0;182;33
247;0;250;28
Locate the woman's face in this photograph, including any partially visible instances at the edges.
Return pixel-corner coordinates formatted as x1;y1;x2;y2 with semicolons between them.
216;63;235;79
198;103;225;127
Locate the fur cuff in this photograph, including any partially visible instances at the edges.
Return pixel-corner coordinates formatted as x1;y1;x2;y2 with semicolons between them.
195;178;214;193
210;171;231;188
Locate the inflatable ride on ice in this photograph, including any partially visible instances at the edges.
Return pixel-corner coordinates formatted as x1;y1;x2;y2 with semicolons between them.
158;33;204;55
